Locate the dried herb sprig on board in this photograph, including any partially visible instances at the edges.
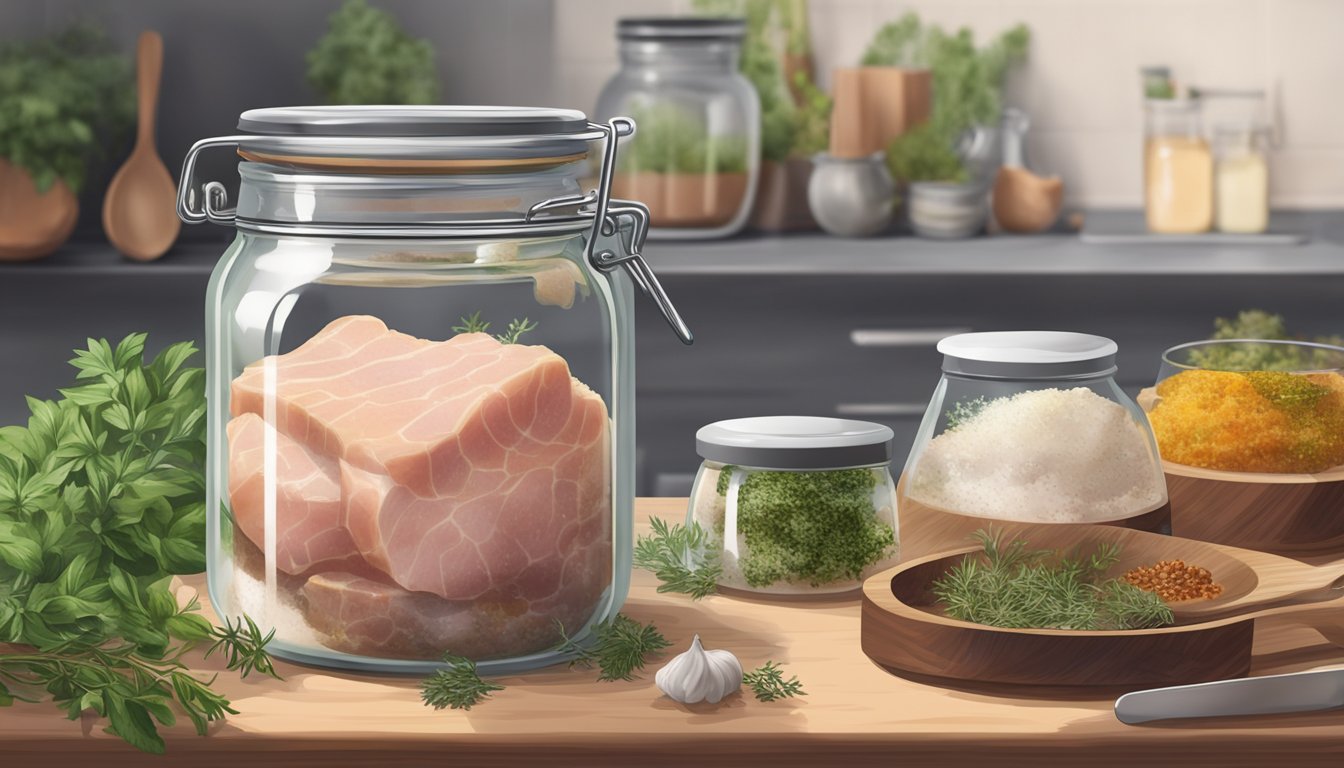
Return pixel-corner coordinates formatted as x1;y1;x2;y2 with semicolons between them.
634;517;722;599
420;654;504;711
556;613;672;682
743;661;806;702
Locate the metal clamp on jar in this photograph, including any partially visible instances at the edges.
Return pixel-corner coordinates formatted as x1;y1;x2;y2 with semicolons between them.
177;106;690;674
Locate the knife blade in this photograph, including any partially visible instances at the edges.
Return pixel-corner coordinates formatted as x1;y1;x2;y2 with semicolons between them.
1115;668;1344;725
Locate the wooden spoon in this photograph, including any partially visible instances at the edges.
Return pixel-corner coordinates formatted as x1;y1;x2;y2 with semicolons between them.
102;30;180;261
861;526;1344;688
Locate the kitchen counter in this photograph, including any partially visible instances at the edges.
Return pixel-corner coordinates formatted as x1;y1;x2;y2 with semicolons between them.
6;210;1343;278
4;498;1342;767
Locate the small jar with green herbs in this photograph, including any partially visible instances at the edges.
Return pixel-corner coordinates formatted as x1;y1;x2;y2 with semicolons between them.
688;417;899;596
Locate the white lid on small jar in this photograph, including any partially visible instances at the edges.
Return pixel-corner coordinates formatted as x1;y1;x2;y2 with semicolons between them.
695;416;893;470
938;331;1119;380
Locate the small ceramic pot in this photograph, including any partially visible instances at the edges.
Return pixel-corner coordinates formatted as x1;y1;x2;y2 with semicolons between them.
908;181;989;239
807;152;896;238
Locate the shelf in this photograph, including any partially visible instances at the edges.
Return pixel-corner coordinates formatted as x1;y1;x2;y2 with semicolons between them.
5;211;1343;278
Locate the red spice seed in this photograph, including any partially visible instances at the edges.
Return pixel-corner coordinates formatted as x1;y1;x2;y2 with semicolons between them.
1123;559;1224;602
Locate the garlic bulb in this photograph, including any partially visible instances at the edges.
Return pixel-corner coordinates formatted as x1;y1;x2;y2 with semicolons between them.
655;635;743;704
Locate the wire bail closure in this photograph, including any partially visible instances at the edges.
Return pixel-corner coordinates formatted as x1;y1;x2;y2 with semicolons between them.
175;117;693;345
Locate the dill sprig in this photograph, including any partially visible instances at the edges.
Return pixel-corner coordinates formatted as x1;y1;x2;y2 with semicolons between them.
743;661;806;702
932;530;1174;631
419;654;504;711
634;517;722;599
556;613;671;682
494;317;538;345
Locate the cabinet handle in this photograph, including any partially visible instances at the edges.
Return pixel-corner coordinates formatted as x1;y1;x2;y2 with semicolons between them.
836;402;928;417
850;328;970;347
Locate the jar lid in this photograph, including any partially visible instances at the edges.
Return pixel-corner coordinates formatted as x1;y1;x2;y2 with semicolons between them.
695;416;893;470
618;17;746;41
938;331;1119;379
233;105;604;167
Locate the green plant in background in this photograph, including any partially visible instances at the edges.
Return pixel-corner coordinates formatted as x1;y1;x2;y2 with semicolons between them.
0;23;132;193
730;468;895;588
884;123;968;184
789;70;832;157
864;13;1030;183
617;105;750;175
693;0;830;163
1186;310;1344;371
306;0;439;105
0;334;277;753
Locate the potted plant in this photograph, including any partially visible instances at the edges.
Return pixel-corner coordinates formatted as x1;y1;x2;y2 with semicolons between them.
306;0;439;104
0;24;131;261
864;14;1030;239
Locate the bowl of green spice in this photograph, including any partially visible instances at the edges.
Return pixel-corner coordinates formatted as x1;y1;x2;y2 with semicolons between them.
687;416;900;597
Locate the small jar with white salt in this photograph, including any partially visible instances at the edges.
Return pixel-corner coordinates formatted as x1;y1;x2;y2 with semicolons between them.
898;331;1169;561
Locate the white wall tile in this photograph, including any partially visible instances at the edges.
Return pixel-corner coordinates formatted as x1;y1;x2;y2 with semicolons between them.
547;0;1344;206
1267;0;1344;149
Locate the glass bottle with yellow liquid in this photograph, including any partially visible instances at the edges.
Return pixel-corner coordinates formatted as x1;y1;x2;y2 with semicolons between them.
1144;100;1212;233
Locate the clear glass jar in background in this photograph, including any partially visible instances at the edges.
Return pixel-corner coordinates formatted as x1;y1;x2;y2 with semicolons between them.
1213;122;1270;234
898;332;1170;561
178;106;692;674
687;417;899;596
595;18;760;239
1144;99;1213;234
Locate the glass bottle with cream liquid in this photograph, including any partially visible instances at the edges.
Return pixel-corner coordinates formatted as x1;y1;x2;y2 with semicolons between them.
1144;99;1212;234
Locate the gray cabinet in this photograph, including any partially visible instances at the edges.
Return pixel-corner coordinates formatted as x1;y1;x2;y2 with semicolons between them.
3;241;1342;498
637;272;1344;495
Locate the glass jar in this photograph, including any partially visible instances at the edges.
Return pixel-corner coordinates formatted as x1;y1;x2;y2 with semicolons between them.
595;17;760;239
1213;123;1270;234
1148;340;1344;475
687;417;899;596
898;332;1169;561
176;106;692;674
1144;99;1213;234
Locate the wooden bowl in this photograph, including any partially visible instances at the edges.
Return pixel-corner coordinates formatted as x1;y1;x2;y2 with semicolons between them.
861;525;1344;688
1138;387;1344;556
896;474;1170;563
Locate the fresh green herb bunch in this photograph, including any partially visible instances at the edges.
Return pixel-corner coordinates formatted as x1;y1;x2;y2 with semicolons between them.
618;105;750;175
306;0;439;105
730;468;895;588
556;613;671;682
0;334;279;753
634;517;722;599
932;531;1174;631
420;654;504;711
0;23;133;193
743;660;805;702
